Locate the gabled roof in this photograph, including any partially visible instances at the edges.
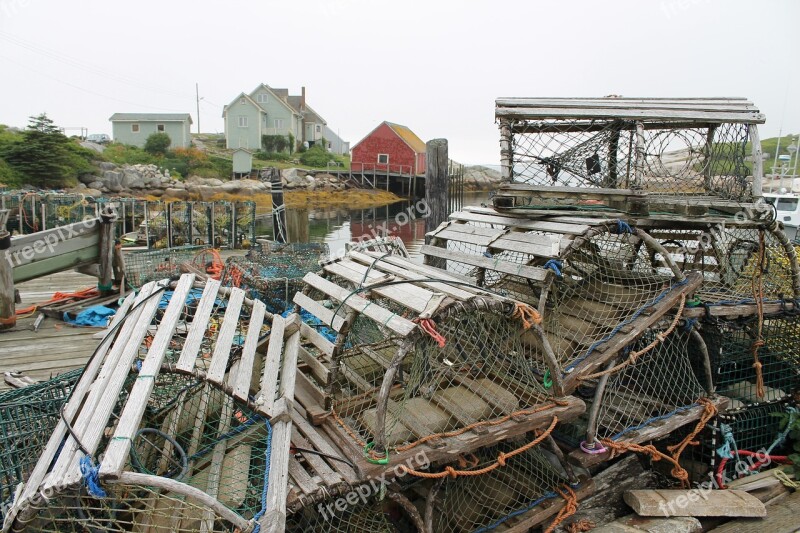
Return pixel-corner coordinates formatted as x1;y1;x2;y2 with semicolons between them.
286;96;326;125
248;84;301;117
222;92;262;117
109;113;192;124
386;122;426;153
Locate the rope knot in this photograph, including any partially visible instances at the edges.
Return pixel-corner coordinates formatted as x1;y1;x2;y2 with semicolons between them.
611;219;635;234
511;303;542;329
79;455;107;498
445;466;458;478
497;453;508;467
543;259;563;278
413;318;446;348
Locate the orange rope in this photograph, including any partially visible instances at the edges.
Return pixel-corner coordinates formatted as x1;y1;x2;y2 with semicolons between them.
413;318;446;347
395;400;568;453
330;408;387;461
193;248;224;281
15;286;99;316
544;485;579;533
512;302;542;329
579;294;686;381
397;417;558;479
565;519;596;533
666;397;717;463
751;230;766;399
599;439;690;488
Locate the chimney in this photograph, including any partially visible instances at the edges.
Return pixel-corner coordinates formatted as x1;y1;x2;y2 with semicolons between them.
301;86;306;110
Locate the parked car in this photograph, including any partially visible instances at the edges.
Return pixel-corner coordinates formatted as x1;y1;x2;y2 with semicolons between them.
86;133;111;144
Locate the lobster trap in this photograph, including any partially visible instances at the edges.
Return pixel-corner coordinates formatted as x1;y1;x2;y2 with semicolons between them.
424;213;702;394
426;440;590;533
0;369;84;519
123;245;207;288
289;250;585;481
701;312;800;406
494;98;765;208
286;491;422;533
4;275;304;532
220;242;328;315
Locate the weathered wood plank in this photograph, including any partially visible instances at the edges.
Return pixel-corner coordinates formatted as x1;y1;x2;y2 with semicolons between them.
293;291;345;331
623;489;766;518
233;299;267;403
449;210;590;235
495;106;765;124
258;314;285;415
299;321;335;357
176;278;221;373
206;288;246;385
302;272;416;337
420;245;548;282
99;274;196;479
707;490;800;533
297;345;330;386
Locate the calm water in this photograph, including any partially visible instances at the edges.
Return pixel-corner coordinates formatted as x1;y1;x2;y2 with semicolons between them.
254;192;490;259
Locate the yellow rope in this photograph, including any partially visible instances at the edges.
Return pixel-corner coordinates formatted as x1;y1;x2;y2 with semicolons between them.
774;468;800;488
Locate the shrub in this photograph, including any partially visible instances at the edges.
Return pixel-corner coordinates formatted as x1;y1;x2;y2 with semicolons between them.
256;151;292;162
262;134;290;153
299;144;335;167
144;132;171;155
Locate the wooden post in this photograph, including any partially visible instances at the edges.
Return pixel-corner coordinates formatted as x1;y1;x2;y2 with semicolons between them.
632;121;646;190
749;125;763;198
499;119;513;183
271;172;288;244
166;202;174;248
704;125;718;193
0;227;14;330
424;139;449;269
98;207;117;296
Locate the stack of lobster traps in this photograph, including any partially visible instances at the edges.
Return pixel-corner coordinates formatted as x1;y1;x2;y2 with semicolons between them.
2;98;799;533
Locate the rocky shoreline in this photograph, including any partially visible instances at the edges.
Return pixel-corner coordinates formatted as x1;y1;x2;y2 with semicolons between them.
67;162;503;201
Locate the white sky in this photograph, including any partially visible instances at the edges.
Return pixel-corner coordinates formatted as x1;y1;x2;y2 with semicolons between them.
0;0;798;165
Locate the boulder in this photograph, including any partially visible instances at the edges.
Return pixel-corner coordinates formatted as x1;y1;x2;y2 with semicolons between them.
463;165;503;190
99;162;117;171
162;188;190;201
103;170;123;192
88;180;104;190
83;188;103;197
79;174;99;185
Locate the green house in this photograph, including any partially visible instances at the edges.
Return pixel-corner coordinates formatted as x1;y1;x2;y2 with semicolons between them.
109;113;193;148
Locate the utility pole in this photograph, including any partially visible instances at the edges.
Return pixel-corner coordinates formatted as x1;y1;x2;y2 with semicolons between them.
196;82;201;135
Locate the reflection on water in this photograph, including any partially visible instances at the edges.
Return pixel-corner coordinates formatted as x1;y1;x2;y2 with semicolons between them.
254;192;490;259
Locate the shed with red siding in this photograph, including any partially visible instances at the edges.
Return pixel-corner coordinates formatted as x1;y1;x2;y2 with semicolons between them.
350;121;427;176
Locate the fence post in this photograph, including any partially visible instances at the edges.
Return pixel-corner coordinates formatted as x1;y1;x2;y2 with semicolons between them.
271;172;288;243
424;138;449;268
0;212;14;330
98;207;117;296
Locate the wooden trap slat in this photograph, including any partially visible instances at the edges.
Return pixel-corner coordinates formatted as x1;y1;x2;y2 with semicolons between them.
176;278;222;373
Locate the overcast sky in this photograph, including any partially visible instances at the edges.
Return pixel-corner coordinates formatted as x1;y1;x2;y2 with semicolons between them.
1;0;798;164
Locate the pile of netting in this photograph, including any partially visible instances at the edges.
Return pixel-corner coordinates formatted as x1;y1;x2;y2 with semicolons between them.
0;369;84;521
507;119;753;200
220;242;328;314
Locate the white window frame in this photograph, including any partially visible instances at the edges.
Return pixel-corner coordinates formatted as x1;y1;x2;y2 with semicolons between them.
131;124;140;133
156;124;165;132
274;118;284;130
377;154;389;165
256;93;269;104
315;124;321;133
238;116;248;128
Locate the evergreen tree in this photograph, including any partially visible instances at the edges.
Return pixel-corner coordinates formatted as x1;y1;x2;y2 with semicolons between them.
3;113;74;188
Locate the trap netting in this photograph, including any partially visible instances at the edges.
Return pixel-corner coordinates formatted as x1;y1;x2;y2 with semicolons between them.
0;369;83;518
662;224;800;305
123;245;206;288
701;313;800;406
588;324;709;443
287;491;422;533
427;440;573;533
220;242;328;314
541;224;685;374
505;119;753;200
329;295;556;455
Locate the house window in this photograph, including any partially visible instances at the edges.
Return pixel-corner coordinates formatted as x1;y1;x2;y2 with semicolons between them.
157;124;165;132
131;124;140;133
316;125;321;133
377;154;389;164
274;119;284;130
238;116;248;128
240;97;246;104
257;93;268;104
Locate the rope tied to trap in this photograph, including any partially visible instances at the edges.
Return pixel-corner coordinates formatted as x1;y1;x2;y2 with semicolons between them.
413;317;446;348
511;302;542;329
396;416;557;479
544;484;579;533
751;229;767;399
579;293;687;381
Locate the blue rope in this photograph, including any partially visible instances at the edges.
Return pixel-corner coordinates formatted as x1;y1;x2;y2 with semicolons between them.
682;317;698;333
612;219;634;234
79;455;107;498
766;406;798;456
189;415;264;462
611;403;699;441
716;423;739;460
483;250;493;258
251;419;273;533
542;259;563;278
565;277;689;372
471;482;582;533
